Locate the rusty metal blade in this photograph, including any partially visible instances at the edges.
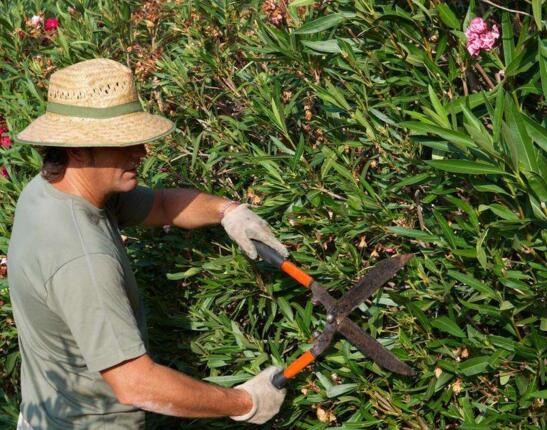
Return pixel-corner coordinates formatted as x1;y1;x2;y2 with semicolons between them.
338;318;416;376
336;254;413;318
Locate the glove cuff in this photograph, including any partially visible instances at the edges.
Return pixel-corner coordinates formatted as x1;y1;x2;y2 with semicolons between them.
219;200;241;220
230;387;258;422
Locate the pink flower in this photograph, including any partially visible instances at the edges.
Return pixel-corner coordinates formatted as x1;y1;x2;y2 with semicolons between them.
30;15;43;27
44;17;59;32
0;135;11;149
465;17;488;37
480;24;499;50
465;17;500;56
0;126;11;149
1;167;8;178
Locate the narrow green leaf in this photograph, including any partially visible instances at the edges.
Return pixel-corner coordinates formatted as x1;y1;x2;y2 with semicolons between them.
166;267;201;280
301;38;361;54
479;204;520;221
459;356;491;376
387;226;441;242
532;0;543;30
326;383;359;398
447;270;497;299
540;38;547;101
428;85;450;128
436;4;460;29
426;160;506;175
501;13;514;67
402;121;476;150
294;13;345;34
431;316;466;337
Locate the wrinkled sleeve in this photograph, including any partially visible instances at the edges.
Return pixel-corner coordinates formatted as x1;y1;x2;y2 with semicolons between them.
46;254;146;372
106;185;155;229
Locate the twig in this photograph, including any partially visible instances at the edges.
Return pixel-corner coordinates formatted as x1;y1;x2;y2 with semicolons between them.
479;0;532;17
474;63;496;90
414;189;427;232
312;185;346;201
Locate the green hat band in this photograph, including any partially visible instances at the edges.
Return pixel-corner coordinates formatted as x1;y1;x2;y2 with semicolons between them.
46;101;143;119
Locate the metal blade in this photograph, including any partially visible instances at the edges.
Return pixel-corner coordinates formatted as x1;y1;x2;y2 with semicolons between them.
336;254;413;318
338;317;416;376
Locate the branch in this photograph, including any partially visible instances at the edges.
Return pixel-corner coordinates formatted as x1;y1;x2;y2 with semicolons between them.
479;0;532;17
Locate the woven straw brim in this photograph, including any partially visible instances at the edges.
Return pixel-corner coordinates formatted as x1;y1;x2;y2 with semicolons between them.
15;111;175;147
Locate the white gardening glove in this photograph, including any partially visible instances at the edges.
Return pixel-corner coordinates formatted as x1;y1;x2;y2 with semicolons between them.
221;204;288;260
230;366;287;425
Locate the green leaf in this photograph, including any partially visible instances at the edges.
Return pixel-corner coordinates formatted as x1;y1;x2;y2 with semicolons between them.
540;38;547;101
402;121;476;151
476;229;489;270
447;270;497;299
428;85;450;128
289;0;315;8
472;184;511;196
504;98;539;173
301;38;361;54
387;226;441;242
203;374;249;387
166;267;201;280
391;173;430;192
459;356;491;376
523;111;547;152
326;383;359;398
277;297;294;321
501;13;515;67
431;316;466;337
532;0;543;30
479;204;520;221
426;160;507;175
525;389;547;399
294;13;346;34
436;4;460;29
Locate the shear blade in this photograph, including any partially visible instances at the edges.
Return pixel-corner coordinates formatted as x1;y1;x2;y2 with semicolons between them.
338;318;416;376
336;254;413;318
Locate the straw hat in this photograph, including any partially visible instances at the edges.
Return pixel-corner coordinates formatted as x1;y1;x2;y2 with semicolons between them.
15;58;175;147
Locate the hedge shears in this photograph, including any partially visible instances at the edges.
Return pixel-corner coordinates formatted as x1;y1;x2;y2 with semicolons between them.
251;240;416;389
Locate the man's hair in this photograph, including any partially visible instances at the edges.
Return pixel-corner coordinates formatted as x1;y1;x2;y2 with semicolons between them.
38;146;69;182
38;146;97;181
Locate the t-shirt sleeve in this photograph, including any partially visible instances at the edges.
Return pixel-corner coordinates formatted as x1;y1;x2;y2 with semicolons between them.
106;185;155;229
46;253;147;372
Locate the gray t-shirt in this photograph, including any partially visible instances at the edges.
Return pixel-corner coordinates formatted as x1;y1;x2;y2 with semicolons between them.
8;174;155;429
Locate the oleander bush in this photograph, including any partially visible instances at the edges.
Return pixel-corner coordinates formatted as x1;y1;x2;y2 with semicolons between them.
0;1;545;429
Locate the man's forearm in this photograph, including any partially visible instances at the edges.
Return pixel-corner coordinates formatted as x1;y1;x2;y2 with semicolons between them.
104;355;252;418
155;188;235;229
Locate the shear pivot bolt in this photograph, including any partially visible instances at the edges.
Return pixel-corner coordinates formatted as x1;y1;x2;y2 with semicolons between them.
326;314;335;323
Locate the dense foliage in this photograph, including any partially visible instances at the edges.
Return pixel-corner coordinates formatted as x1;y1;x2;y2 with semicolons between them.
1;1;545;428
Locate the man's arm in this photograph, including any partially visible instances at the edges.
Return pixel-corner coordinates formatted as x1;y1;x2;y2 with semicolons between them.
101;353;252;417
143;189;233;229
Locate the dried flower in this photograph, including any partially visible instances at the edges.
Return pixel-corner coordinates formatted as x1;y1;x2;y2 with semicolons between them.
465;17;499;56
31;15;43;27
316;406;336;423
44;17;59;32
262;0;288;27
451;378;462;394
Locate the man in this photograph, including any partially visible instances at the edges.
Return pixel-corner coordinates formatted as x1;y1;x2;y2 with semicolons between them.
8;58;288;429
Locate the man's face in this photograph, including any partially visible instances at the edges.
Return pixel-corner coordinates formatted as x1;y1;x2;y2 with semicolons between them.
82;144;147;194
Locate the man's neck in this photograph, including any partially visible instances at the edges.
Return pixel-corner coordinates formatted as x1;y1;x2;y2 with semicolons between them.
51;169;108;208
